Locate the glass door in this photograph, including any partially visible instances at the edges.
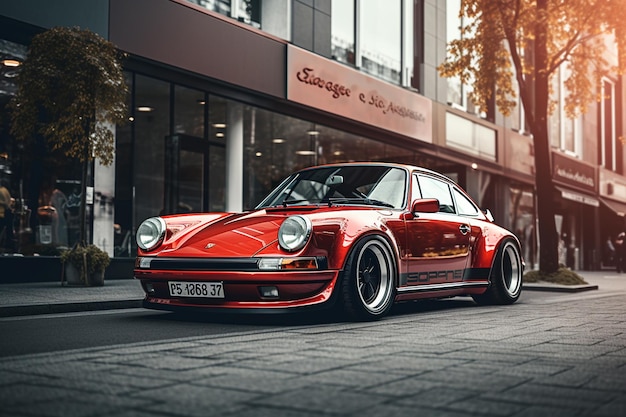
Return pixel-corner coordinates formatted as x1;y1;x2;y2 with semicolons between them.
164;134;211;215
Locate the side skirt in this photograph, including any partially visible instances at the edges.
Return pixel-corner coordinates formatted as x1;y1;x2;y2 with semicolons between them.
397;280;489;295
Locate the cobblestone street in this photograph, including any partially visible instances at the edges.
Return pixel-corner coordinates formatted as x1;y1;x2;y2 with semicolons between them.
1;276;626;417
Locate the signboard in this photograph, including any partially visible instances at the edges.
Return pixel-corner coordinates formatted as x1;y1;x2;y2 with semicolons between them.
287;45;432;143
552;151;597;194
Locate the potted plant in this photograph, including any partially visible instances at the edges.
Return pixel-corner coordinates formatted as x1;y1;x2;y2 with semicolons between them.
61;244;110;286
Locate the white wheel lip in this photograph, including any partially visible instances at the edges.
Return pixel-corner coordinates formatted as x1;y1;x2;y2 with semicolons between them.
356;240;394;314
501;242;522;297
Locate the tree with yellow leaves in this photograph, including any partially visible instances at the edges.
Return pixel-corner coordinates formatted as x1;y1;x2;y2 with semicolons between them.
439;0;626;273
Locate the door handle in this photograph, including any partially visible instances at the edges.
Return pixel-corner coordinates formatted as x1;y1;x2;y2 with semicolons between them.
459;224;470;235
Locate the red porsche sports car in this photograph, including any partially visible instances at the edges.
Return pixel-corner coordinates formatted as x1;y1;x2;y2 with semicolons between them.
134;163;523;320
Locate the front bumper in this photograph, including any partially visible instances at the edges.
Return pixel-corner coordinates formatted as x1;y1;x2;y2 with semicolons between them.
134;268;340;311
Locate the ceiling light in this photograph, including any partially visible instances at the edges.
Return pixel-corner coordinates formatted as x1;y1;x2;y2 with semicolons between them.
2;59;20;67
213;123;226;128
307;130;320;136
216;132;225;138
272;138;285;144
255;152;263;157
296;150;316;156
137;106;154;112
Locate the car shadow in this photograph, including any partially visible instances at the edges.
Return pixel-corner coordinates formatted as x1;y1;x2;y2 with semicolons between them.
143;296;480;327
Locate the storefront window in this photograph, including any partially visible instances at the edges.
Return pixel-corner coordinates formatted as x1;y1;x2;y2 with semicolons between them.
1;38;88;256
207;95;227;212
113;72;134;257
133;75;169;224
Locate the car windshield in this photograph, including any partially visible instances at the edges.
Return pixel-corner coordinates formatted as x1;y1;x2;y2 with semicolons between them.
257;166;407;209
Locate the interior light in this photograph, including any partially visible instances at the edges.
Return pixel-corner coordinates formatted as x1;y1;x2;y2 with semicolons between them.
471;163;478;170
296;150;316;156
307;130;320;136
272;138;285;144
213;123;227;128
216;132;225;138
255;152;263;157
137;106;154;112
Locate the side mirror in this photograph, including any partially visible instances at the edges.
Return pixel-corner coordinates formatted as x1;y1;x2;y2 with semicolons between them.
412;198;439;213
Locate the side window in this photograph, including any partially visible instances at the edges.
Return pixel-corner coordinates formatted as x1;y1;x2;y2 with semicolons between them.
453;187;479;216
418;176;455;213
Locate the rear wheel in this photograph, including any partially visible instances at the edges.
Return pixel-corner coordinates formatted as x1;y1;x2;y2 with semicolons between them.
472;240;522;305
341;236;396;321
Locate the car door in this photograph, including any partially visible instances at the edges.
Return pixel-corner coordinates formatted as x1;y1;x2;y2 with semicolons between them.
403;174;471;286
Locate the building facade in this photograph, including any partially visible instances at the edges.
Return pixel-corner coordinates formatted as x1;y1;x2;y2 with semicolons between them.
0;0;624;277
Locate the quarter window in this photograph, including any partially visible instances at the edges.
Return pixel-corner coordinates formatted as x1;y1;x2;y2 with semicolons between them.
453;188;479;216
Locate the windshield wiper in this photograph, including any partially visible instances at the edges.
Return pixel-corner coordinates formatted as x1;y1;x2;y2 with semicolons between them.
281;199;313;207
328;197;395;208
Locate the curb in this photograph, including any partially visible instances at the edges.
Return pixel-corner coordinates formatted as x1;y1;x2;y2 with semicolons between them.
522;283;599;293
0;299;143;318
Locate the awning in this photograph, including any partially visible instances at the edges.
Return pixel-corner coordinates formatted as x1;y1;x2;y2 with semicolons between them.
600;198;626;217
556;186;599;207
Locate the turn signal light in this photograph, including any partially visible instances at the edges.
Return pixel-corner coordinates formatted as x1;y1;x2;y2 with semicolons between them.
258;257;319;270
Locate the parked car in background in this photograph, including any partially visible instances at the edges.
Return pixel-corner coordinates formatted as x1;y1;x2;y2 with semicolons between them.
134;163;523;321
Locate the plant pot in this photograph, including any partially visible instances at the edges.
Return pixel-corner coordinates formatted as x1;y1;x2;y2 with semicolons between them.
87;270;105;287
64;263;84;286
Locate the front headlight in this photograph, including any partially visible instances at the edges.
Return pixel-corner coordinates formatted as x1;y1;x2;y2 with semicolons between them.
136;217;166;251
278;215;312;252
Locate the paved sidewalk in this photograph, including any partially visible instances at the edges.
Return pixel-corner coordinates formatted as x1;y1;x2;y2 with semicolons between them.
0;278;144;317
1;270;625;318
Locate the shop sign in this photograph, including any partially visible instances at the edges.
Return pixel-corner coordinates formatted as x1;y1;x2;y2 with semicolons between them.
287;45;432;143
552;151;596;193
599;168;626;199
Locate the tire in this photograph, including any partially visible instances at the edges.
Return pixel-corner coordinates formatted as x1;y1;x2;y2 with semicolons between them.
472;239;523;305
340;236;396;321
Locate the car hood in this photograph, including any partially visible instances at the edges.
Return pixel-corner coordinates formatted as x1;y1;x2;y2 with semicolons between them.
154;211;285;257
146;206;392;258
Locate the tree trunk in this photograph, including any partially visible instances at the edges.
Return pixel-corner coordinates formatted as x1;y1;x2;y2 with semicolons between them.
533;0;559;273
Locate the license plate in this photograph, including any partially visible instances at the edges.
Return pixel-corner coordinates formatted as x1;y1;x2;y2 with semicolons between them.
168;281;224;298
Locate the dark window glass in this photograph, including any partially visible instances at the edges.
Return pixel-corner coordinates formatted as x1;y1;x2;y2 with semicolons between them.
331;0;355;64
134;75;169;223
418;176;454;214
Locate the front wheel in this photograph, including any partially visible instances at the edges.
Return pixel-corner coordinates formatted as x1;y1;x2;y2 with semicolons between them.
340;236;396;321
472;240;523;305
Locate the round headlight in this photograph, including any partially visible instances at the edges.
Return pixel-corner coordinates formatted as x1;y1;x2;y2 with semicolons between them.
136;217;166;251
278;215;312;252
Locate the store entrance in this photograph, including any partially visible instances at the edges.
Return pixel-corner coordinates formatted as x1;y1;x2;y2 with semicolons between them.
164;134;224;215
